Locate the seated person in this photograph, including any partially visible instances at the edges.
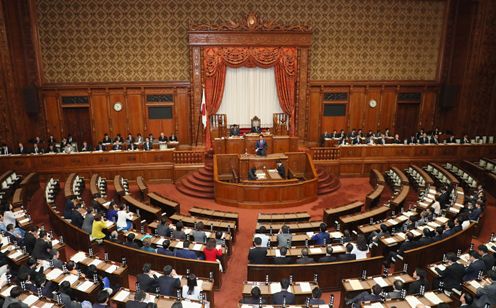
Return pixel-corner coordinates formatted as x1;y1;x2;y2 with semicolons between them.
251;125;261;133
80;141;91;152
126;133;134;144
253;226;269;247
102;133;112;145
473;270;496;307
386;280;404;299
272;278;295;305
95;142;105;151
248;167;257;180
273;246;292;264
276;161;285;178
169;133;178;142
158;132;168;143
337;243;356;261
434;252;464;292
137;263;159;293
318;245;337;263
157;239;174;256
242;286;266;304
255;134;267;156
158;265;181;296
230;124;240;136
311;223;330;245
408;268;430;294
347;284;382;307
143;137;153;151
248;237;267;264
174;240;198;259
309;287;325;305
296;247;314;264
277;225;292;248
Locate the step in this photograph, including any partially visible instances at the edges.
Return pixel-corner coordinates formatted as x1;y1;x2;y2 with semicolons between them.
176;182;214;199
182;178;214;193
192;172;213;182
185;175;215;188
318;173;330;183
198;168;213;177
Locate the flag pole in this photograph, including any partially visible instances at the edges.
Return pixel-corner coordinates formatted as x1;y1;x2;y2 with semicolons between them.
195;84;205;147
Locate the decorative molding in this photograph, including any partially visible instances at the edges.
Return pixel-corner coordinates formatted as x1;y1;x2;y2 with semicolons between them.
190;13;311;32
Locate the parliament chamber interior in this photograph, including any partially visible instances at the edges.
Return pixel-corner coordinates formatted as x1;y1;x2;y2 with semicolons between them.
1;0;496;307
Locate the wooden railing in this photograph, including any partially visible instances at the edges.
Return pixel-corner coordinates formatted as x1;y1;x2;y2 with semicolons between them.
311;147;340;160
173;150;205;165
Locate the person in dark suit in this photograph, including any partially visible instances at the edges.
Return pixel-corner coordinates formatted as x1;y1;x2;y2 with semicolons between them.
23;226;38;254
255;134;267;156
296;247;314;264
230;125;240;137
158;132;168;143
125;290;147;308
273;246;293;264
442;220;458;238
347;284;383;307
408;268;430;294
408;136;418;144
80;141;91;152
311;223;330;245
446;135;456;143
392;134;402;144
111;141;122;151
126;133;134;144
102;133;112;145
464;251;487;281
143;138;153;151
435;252;465;291
123;233;140;249
272;278;296;305
276;161;285;178
16;143;27;154
158;265;181;296
461;134;471;144
242;286;266;304
337;243;356;261
416;227;434;247
136;263;158;293
32;143;42;154
95;142;105;151
459;293;475;308
478;245;495;271
174;240;198;259
157;239;174;256
70;206;84;229
248;167;257;180
308;287;326;305
474;270;496;307
386;280;404;299
318;245;337;263
469;203;482;221
248;237;267;264
31;230;52;260
169;133;178;142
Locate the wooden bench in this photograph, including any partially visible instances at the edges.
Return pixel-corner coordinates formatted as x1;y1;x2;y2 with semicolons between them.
339;205;390;230
189;206;238;226
247;256;384;291
257;212;310;223
12;187;25;208
390;185;410;209
147;192;180;216
170;214;237;233
19;172;39;200
122;195;162;222
137;176;148;200
365;185;384;209
90;174;100;198
369;168;385;186
323;201;363;226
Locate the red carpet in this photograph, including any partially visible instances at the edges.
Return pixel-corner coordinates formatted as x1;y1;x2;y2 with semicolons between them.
26;177;495;307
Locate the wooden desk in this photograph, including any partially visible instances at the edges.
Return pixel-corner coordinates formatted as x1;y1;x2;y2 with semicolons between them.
19;172;39;200
113;175;126;197
0;284;62;307
44;267;100;302
323;201;364;226
430;163;459;186
147;192;179;216
461;160;496;198
64;173;76;199
12;187;25;208
213;135;298;154
169;214;237;233
241;281;318;305
247;256;384;291
256;221;323;234
103;239;222;289
411;165;435;186
370;291;453;307
137;176;148;200
391;185;410;209
365;185;384;210
369;169;385;186
342;272;414;294
90;174;100;197
189;206;239;227
258;212;310;223
122;195;162;221
339;206;390;230
111;288;210;308
69;251;129;288
391;167;409;185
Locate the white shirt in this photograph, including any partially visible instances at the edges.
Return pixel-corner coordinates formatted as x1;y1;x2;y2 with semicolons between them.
182;286;202;301
116;210;132;228
431;201;441;215
3;211;16;228
351;244;369;260
253;233;270;247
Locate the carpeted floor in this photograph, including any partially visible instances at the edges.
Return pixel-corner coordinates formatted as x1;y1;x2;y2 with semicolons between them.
26;177;495;307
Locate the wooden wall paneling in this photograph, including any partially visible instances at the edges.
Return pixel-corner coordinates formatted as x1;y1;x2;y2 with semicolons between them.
175;87;191;144
90;92;110;143
363;87;381;131
126;90;144;136
419;89;437;131
349;87;366;130
43;92;62;139
297;48;309;140
108;91;127;136
308;86;322;144
379;88;398;132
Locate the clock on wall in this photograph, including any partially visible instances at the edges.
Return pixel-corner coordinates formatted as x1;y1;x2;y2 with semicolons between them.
369;99;377;108
113;102;123;112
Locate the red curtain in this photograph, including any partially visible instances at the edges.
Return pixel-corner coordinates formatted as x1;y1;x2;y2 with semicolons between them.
203;47;297;149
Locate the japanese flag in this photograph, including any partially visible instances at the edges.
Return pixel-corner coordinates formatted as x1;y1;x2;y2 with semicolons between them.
201;88;207;129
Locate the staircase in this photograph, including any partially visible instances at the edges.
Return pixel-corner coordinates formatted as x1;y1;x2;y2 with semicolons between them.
316;167;341;195
176;163;215;199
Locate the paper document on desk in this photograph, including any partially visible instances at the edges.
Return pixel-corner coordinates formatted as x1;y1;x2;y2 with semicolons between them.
364;303;384;308
424;292;443;305
51;239;59;246
192;244;203;251
40;303;54;308
394;276;405;283
411;229;421;237
145;294;156;303
270;282;281;294
22;295;39;306
61;274;79;285
469;280;482;289
9;250;23;260
383;237;396;245
113;290;130;302
387;219;398;225
105;265;118;274
275;249;281;257
306;231;315;238
299;282;311;292
309;247;322;254
77;280;94;292
89;259;103;267
348;279;363;290
46;268;63;280
373;277;389;288
182;303;203;308
71;251;87;263
1;285;14;297
19;218;30;224
329;232;342;238
405;295;423;307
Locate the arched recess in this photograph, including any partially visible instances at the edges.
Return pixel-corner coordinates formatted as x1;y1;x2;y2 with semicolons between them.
188;14;312;148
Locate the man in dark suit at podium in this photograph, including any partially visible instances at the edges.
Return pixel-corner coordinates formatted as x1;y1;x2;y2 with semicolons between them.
230;124;240;136
255;135;267;156
276;161;285;178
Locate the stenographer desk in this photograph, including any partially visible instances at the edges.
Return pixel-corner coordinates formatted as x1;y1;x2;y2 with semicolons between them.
214;152;318;208
213;134;298;154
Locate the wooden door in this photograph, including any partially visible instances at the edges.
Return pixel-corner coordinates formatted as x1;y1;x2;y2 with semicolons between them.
62;107;92;145
395;103;419;140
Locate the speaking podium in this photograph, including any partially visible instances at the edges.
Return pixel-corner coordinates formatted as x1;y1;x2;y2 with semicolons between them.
213;152;318;208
